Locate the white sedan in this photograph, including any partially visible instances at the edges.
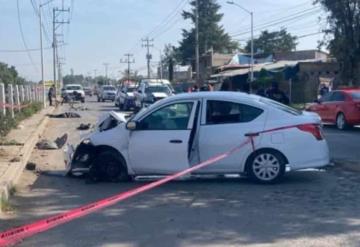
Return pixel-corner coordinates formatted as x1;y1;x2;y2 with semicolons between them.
66;92;330;184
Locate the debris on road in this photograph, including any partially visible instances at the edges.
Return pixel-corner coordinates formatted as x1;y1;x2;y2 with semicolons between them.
10;157;20;163
54;134;68;149
47;112;81;118
77;123;91;130
26;162;36;171
36;134;68;150
36;140;59;150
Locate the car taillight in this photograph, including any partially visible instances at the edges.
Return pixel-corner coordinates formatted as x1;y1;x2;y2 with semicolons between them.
297;124;324;141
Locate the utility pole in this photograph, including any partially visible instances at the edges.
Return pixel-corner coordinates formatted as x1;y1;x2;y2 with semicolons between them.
195;0;200;85
120;54;135;83
53;7;70;95
103;63;109;85
39;0;55;107
142;38;154;79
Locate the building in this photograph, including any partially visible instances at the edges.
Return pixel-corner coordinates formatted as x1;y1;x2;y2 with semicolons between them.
211;50;340;103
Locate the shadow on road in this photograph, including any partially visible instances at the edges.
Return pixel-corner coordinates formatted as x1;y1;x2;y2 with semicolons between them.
4;169;360;246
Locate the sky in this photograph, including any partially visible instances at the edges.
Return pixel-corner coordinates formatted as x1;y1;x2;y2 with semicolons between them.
0;0;327;82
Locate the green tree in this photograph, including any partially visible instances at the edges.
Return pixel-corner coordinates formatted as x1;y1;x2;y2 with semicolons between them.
177;0;238;64
245;29;297;54
315;0;360;86
63;74;85;85
0;62;28;86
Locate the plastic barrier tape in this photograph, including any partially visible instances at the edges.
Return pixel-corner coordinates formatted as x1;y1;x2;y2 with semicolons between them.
0;123;308;246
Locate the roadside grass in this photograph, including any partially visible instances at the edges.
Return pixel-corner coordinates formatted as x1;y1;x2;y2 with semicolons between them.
0;102;42;137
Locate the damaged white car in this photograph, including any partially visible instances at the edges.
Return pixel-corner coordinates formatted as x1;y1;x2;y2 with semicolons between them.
65;92;330;184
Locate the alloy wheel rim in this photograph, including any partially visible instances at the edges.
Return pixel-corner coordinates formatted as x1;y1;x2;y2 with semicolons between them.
337;114;345;129
252;153;280;181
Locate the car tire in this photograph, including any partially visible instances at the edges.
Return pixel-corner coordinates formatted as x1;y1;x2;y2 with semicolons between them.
81;98;85;103
246;149;286;184
336;112;349;130
97;97;100;102
102;99;105;102
90;150;131;182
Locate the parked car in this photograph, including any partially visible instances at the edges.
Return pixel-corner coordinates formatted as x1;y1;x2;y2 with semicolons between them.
305;89;360;130
84;87;93;96
62;84;85;103
115;85;137;111
97;85;117;102
65;92;330;184
134;82;173;110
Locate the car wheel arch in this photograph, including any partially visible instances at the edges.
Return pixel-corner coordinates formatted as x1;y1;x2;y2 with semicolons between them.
93;145;129;173
244;148;289;173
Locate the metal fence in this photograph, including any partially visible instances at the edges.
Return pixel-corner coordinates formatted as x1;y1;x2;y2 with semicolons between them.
0;81;45;118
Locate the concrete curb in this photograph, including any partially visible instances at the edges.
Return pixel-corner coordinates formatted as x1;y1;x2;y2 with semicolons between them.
0;107;55;211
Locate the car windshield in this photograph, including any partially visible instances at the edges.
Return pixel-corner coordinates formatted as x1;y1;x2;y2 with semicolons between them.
127;87;136;92
146;86;170;94
66;86;82;90
351;92;360;100
103;86;116;91
260;98;302;116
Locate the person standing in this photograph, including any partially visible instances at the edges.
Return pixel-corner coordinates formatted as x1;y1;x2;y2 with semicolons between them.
48;85;55;106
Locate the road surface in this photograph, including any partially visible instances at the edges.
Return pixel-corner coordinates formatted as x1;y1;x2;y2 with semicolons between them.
1;97;360;247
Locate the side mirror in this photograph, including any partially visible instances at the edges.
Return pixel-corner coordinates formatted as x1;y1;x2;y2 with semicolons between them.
126;121;137;130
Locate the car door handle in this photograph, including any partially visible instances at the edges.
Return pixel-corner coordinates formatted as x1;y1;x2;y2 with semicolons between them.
169;139;183;144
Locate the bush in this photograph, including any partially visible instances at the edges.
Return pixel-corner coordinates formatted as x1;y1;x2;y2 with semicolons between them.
0;102;42;137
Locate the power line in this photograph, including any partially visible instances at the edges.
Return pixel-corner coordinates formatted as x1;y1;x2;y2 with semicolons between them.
16;0;39;73
231;7;321;37
146;0;187;38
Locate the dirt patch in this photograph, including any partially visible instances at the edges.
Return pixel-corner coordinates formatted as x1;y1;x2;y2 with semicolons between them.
0;148;9;158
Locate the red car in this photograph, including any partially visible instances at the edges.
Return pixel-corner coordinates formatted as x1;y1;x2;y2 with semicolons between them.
306;89;360;130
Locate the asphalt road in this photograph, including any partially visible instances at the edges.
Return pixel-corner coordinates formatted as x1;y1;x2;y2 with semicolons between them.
1;97;360;247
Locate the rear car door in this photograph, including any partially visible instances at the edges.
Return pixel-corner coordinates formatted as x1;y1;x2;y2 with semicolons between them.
317;92;333;121
196;99;266;173
129;101;198;174
328;91;346;122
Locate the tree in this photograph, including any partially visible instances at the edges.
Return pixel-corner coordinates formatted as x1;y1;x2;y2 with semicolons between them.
63;74;85;85
177;0;238;64
0;62;27;86
315;0;360;86
245;29;297;54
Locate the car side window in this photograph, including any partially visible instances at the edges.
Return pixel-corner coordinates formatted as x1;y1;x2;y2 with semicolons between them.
140;102;194;130
206;100;263;125
320;92;332;102
331;92;345;102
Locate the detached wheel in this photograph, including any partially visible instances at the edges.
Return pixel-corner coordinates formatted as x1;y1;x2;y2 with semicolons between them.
246;150;286;184
336;113;349;130
91;150;131;182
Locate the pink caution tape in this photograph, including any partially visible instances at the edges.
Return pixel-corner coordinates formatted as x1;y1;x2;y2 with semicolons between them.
0;123;307;246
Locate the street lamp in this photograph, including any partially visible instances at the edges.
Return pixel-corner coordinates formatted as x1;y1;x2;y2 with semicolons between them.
226;0;254;91
39;0;55;107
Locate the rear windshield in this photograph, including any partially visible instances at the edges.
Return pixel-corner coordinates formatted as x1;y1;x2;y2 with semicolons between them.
103;86;116;91
146;86;170;94
260;98;302;116
351;92;360;100
127;87;136;92
66;86;82;90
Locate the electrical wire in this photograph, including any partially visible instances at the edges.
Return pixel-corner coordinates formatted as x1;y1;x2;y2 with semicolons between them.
16;0;39;73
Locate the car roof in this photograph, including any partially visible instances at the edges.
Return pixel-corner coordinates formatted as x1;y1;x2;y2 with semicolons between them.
160;91;261;104
65;84;82;87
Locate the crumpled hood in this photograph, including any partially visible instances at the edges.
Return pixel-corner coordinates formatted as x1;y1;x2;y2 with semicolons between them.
152;92;168;98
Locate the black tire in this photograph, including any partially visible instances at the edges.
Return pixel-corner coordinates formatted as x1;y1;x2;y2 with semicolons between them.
336;112;349;130
81;98;85;103
97;97;100;102
90;150;131;182
102;99;105;102
246;149;286;184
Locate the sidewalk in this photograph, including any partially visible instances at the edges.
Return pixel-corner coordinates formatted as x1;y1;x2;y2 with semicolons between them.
0;106;55;208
